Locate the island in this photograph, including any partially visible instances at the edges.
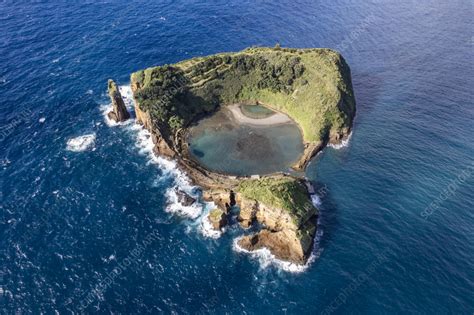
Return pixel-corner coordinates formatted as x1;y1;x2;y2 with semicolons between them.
111;46;356;265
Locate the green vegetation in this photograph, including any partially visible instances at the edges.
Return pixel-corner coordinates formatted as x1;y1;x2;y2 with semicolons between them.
131;47;355;142
209;208;224;221
238;176;317;226
108;79;119;96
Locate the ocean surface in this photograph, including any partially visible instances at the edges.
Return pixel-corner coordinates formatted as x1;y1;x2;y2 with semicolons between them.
1;1;473;314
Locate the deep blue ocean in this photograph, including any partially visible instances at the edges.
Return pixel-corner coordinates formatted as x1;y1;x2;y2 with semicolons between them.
1;1;473;314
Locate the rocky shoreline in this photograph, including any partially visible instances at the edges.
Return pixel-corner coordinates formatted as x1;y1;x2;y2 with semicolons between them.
112;46;355;265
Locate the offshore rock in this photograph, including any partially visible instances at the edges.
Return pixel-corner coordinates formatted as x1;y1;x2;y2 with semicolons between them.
107;79;130;122
175;188;196;206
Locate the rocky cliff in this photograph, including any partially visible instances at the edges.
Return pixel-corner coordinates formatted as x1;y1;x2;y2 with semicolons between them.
107;79;130;122
236;177;317;263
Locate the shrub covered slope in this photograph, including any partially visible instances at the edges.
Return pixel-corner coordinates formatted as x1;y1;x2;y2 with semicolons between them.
131;46;355;143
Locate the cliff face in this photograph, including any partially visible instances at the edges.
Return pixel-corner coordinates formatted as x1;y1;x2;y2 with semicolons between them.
200;177;318;264
200;185;317;264
131;81;176;158
237;198;313;264
236;177;318;263
107;79;130;122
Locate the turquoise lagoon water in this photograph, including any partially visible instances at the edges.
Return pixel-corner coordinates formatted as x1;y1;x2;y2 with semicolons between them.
187;108;304;175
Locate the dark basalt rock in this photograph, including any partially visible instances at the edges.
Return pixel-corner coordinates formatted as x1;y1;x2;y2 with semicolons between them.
175;188;196;206
107;79;130;122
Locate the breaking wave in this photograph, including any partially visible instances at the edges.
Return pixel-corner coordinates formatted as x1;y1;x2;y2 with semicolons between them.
131;124;223;238
328;132;352;149
101;85;135;127
129;122;204;220
197;204;224;239
66;134;96;152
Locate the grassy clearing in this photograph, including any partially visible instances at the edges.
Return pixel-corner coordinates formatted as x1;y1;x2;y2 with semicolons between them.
209;208;224;221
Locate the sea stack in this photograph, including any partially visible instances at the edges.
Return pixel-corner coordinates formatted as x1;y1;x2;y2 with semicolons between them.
107;79;130;122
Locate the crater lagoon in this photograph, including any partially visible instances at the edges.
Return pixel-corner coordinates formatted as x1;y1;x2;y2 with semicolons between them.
187;104;304;175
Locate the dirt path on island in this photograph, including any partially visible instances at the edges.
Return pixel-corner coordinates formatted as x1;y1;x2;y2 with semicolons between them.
228;104;292;125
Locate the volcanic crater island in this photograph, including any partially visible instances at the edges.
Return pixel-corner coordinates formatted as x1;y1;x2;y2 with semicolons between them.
108;46;356;265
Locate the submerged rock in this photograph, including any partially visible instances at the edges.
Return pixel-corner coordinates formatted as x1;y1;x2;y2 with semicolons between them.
107;79;130;122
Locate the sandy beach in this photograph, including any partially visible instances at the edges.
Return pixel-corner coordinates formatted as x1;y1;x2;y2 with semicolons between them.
228;104;292;125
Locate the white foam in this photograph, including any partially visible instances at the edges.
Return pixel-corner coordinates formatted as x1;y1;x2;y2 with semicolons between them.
164;187;202;219
101;85;135;127
311;194;322;207
66;134;96;152
232;237;317;273
328;132;352;149
127;118;204;220
39;117;46;123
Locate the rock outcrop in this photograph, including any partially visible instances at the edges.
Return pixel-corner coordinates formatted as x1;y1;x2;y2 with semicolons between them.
202;189;235;212
208;208;227;231
202;177;318;263
235;178;317;264
175;188;196;206
107;79;130;122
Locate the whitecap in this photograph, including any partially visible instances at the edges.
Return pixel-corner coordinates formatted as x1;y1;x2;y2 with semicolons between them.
39;117;46;123
66;134;96;152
